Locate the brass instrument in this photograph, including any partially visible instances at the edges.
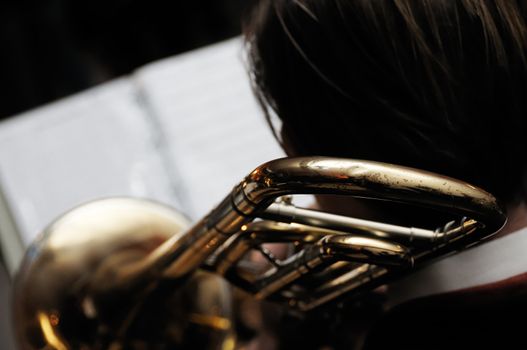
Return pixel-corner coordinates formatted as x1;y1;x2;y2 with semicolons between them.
12;157;506;349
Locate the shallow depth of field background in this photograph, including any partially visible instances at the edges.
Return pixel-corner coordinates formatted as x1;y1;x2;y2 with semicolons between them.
0;1;247;347
0;1;247;121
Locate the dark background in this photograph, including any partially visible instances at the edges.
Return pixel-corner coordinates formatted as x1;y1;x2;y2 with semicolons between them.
0;0;248;120
0;2;247;348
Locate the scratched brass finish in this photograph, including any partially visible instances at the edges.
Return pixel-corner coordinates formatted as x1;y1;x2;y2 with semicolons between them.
13;157;506;349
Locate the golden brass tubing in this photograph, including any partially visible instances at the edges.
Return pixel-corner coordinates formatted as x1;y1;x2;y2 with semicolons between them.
209;221;358;276
297;264;388;311
237;157;506;234
296;219;482;310
252;235;412;300
12;157;508;349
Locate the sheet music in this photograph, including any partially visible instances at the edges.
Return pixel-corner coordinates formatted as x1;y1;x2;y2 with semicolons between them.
0;78;180;247
134;38;285;219
0;37;294;274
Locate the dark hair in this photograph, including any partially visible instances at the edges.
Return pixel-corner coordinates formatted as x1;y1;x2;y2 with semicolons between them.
244;0;527;204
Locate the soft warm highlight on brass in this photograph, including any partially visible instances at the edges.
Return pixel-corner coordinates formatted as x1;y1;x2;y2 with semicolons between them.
13;157;506;349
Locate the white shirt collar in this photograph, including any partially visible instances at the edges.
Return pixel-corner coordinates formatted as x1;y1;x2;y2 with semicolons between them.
386;226;527;308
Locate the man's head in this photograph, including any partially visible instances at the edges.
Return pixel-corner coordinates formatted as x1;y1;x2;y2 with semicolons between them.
245;0;527;205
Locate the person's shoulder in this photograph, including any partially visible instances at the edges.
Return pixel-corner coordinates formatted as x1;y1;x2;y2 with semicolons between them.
364;273;527;349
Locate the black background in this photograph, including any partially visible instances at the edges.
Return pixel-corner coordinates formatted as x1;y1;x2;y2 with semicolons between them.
0;0;247;120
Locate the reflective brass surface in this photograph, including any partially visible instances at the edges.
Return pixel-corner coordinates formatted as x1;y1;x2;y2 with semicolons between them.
13;157;507;349
13;198;234;350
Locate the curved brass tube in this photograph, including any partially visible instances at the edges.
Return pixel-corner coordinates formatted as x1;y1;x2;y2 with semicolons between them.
12;157;506;349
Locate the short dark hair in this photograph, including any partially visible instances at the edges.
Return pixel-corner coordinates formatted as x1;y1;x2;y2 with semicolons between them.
245;0;527;204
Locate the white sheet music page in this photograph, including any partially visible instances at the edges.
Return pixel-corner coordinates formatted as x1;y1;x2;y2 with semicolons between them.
0;37;293;275
134;37;285;219
0;78;180;250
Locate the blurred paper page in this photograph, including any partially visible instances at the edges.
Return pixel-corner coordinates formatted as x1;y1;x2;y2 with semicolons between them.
0;78;180;253
134;37;285;219
0;37;292;274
